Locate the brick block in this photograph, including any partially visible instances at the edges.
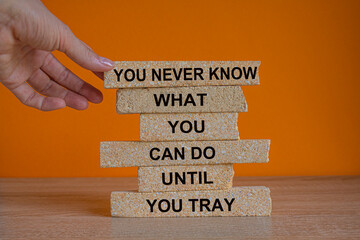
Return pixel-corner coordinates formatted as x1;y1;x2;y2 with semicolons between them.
100;139;270;167
138;164;233;192
140;113;239;141
116;86;247;114
111;186;271;217
105;61;260;88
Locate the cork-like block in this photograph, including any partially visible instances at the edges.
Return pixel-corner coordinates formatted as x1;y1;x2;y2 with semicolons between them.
100;139;270;167
105;61;260;89
140;113;239;141
116;86;247;114
111;186;271;217
138;164;233;193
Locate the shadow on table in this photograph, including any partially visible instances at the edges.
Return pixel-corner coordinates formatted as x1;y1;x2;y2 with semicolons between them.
110;216;272;239
2;191;112;217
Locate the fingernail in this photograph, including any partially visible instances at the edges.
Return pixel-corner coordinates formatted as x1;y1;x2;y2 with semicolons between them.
99;57;114;68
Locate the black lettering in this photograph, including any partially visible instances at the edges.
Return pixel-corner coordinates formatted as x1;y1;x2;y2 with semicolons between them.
184;68;192;80
114;69;123;82
154;94;170;106
163;68;172;81
162;148;173;160
137;69;146;81
194;120;205;133
162;172;173;185
204;171;213;184
188;199;198;212
204;146;215;159
224;198;235;211
180;120;192;133
173;68;183;80
174;147;185;160
124;69;135;81
183;94;195;106
158;199;170;212
191;147;202;159
231;67;242;80
209;67;219;80
172;199;183;212
212;199;224;211
150;148;160;160
152;69;161;81
187;171;197;184
220;67;230;80
197;93;207;106
200;199;211;212
168;121;179;133
243;66;257;79
194;68;204;80
146;199;157;212
171;94;182;106
174;172;186;184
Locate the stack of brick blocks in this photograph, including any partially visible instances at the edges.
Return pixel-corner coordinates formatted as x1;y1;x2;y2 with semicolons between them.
100;61;271;217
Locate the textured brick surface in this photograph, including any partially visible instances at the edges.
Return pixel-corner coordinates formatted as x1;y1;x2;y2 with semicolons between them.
138;164;233;192
116;86;247;114
111;186;271;217
105;61;260;88
100;140;270;167
140;113;239;141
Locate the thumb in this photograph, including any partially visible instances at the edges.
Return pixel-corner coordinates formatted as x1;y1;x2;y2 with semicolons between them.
59;26;114;72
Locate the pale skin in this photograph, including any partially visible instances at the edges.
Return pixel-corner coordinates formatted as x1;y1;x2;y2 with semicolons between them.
0;0;114;111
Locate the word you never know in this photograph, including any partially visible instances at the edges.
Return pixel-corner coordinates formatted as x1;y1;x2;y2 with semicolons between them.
113;66;258;82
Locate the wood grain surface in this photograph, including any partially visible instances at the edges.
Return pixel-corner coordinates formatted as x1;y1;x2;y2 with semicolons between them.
0;176;359;239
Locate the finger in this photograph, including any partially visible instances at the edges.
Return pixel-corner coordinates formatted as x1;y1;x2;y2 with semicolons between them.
27;69;89;110
41;54;103;104
9;1;113;72
93;71;104;80
58;26;114;72
8;82;65;111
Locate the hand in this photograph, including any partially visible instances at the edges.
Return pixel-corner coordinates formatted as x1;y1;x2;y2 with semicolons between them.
0;0;114;111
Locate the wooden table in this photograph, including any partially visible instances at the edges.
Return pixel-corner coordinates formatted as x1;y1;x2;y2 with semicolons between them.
0;176;359;239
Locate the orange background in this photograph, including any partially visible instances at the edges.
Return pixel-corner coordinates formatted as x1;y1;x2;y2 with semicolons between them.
0;0;359;177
